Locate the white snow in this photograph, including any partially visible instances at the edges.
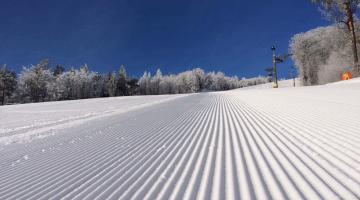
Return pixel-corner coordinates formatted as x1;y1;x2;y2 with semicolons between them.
0;79;359;199
0;94;190;144
241;78;303;89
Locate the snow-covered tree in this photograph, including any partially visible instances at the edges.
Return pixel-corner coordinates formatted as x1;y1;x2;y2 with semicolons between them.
55;68;75;100
239;76;268;87
17;60;54;102
151;69;162;95
137;68;267;95
311;0;360;71
105;72;117;97
92;72;106;97
0;65;17;105
78;64;93;99
290;25;354;85
176;71;196;93
204;72;215;90
54;65;97;100
192;68;205;92
117;65;128;96
2;62;270;104
159;75;177;94
213;72;228;90
138;71;151;95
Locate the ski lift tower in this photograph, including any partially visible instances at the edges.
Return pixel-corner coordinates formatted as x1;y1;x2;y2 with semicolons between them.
271;45;278;88
271;45;293;88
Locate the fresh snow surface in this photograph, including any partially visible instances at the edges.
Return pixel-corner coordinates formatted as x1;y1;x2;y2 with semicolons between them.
0;94;189;144
0;79;360;200
242;78;303;90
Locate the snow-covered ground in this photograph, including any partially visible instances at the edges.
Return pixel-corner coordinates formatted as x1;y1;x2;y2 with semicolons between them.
0;94;190;144
0;79;359;199
241;78;303;89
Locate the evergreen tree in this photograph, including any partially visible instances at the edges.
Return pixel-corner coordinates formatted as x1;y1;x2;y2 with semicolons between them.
53;65;65;77
0;65;17;105
127;78;139;96
106;72;117;97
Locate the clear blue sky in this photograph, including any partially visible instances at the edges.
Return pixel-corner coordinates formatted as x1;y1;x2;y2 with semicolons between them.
0;0;330;78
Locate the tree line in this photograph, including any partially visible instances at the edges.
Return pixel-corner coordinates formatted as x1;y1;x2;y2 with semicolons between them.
0;59;269;105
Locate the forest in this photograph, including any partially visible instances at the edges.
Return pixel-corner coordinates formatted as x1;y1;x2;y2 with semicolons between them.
0;60;268;105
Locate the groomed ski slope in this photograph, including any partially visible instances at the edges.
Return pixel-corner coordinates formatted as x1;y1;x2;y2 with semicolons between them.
0;79;360;200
